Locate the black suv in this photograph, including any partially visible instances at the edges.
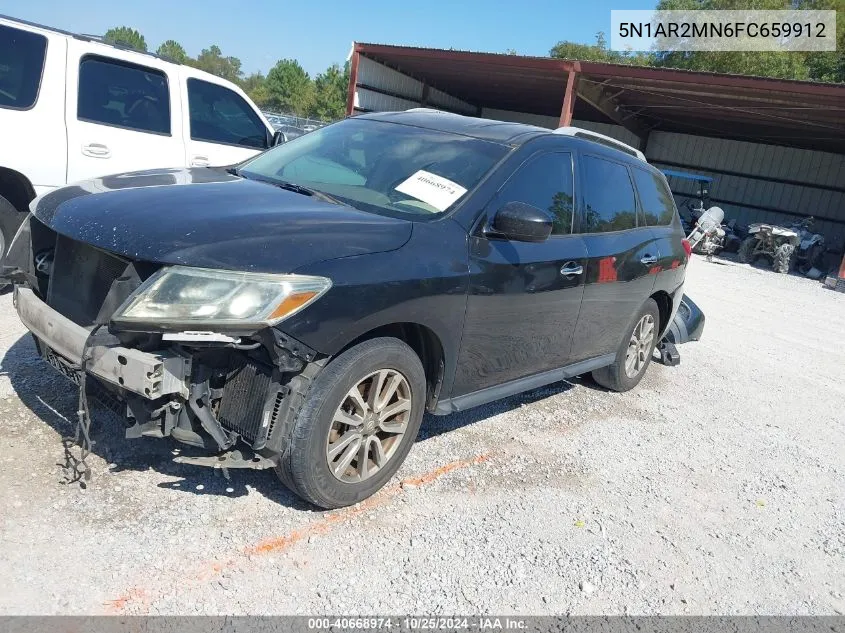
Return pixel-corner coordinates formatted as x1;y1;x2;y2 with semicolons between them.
7;110;689;508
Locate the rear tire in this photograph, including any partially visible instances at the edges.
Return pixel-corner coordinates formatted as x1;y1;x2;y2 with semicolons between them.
592;299;660;393
738;236;756;263
276;337;426;509
774;243;794;274
798;242;824;274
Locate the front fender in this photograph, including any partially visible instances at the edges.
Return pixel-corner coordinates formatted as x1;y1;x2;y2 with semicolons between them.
280;220;470;397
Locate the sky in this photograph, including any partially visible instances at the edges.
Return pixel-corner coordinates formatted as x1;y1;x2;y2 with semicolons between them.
5;0;657;77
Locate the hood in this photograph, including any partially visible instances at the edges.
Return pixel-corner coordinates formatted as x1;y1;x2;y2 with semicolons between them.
32;168;412;273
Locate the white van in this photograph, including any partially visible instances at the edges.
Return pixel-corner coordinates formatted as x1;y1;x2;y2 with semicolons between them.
0;15;277;255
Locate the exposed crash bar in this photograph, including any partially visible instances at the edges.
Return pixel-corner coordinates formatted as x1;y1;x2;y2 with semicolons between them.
14;287;188;399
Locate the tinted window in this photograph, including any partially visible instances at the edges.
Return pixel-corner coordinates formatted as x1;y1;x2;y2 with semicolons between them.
0;25;47;109
77;56;170;134
240;118;508;218
188;79;267;149
633;167;676;226
581;156;637;233
499;153;574;235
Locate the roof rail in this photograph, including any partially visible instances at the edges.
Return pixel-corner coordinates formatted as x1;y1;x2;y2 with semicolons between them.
553;126;646;162
0;14;185;67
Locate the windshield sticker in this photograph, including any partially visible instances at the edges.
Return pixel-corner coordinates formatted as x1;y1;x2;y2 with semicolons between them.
395;170;468;212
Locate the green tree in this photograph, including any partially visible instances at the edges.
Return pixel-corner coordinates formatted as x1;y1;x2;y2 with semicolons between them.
191;45;243;83
550;32;652;65
651;0;811;80
312;63;349;120
240;72;270;107
265;58;314;115
155;40;189;64
103;26;147;52
798;0;845;82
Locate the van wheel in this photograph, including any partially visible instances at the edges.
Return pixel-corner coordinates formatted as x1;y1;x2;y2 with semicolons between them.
592;299;660;392
276;337;426;509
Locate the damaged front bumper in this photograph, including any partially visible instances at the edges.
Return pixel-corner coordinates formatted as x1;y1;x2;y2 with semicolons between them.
12;285;311;470
14;286;189;399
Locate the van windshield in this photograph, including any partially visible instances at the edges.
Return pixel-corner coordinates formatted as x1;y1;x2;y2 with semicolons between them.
239;118;509;217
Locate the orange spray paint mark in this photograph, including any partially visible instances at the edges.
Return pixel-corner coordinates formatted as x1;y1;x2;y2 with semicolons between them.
106;452;493;614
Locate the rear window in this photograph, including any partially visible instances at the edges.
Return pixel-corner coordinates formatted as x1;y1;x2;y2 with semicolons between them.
633;167;677;226
0;24;47;109
580;156;638;233
77;56;170;134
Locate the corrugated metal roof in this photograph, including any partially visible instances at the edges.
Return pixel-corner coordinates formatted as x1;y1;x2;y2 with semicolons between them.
353;42;845;153
356;41;844;90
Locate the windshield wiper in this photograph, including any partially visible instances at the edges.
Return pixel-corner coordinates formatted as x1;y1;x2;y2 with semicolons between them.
274;181;318;196
238;171;346;206
266;179;345;206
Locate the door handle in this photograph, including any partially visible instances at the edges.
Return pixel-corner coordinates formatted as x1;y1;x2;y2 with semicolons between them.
560;262;583;276
640;255;658;265
191;155;210;167
81;143;111;158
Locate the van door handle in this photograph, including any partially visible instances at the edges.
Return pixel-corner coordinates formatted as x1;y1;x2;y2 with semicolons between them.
191;155;210;167
82;143;111;158
560;262;583;276
640;255;658;265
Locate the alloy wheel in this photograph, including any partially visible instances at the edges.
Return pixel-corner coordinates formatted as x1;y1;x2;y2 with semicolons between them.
326;369;412;483
624;314;655;378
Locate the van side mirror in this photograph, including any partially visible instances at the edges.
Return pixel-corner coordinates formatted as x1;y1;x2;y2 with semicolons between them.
491;202;553;243
272;130;286;147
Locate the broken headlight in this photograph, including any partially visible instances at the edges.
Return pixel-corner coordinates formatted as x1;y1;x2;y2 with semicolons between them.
112;266;331;329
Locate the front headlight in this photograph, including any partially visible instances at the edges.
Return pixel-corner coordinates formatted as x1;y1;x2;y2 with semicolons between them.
112;266;331;329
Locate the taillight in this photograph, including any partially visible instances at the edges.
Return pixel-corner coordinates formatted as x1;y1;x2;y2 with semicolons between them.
681;238;692;258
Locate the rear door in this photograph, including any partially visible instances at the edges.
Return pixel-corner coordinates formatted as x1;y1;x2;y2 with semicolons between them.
453;151;588;396
181;74;270;167
631;166;687;294
65;41;184;183
569;153;660;362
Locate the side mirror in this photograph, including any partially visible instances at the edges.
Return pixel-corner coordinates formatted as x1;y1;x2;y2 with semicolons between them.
271;130;287;147
491;202;553;243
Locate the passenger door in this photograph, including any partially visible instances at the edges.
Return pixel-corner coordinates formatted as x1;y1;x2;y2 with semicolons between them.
569;154;660;362
181;75;270;167
453;152;588;396
65;42;185;183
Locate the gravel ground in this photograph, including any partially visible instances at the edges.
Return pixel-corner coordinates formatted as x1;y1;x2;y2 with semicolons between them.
0;255;843;616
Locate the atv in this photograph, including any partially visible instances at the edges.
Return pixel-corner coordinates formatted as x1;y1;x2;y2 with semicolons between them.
790;217;826;275
738;223;799;274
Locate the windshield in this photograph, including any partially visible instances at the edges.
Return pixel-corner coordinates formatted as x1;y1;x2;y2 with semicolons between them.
239;118;509;217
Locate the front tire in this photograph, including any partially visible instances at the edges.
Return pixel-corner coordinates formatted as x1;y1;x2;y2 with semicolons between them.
774;243;794;274
277;337;426;509
592;299;660;392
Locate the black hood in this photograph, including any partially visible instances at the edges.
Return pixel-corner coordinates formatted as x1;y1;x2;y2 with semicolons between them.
32;168;412;273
